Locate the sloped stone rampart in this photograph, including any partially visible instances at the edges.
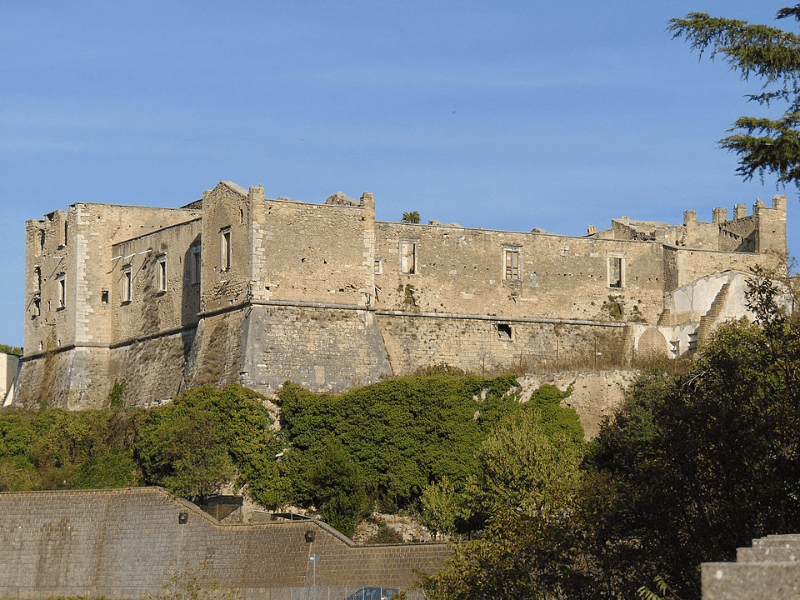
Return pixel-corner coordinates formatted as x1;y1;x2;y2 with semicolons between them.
0;487;450;600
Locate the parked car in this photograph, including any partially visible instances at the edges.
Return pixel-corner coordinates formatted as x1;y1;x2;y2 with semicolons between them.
342;587;399;600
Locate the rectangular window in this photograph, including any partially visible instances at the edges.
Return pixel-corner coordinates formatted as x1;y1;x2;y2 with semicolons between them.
101;290;109;306
504;248;520;281
374;259;383;275
221;228;231;271
400;241;417;274
192;246;201;283
157;254;167;292
57;273;66;309
608;254;625;288
122;265;132;303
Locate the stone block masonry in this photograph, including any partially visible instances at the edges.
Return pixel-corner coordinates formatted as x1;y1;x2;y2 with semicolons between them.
703;535;800;599
14;181;788;408
0;487;451;600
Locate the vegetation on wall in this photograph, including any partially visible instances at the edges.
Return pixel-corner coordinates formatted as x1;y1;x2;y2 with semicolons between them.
0;344;22;356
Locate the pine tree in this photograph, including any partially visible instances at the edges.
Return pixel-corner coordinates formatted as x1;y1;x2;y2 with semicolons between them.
669;5;800;186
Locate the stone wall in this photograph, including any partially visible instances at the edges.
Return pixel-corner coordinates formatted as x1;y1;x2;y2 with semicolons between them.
15;182;789;406
377;312;630;376
0;488;450;600
703;534;800;599
375;222;666;323
240;303;392;394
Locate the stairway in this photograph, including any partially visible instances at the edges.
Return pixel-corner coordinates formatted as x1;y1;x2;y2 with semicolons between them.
697;282;731;341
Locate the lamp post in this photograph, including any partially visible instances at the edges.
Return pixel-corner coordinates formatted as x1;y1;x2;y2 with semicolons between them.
310;553;318;600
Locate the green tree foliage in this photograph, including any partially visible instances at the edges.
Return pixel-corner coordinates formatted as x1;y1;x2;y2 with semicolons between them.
401;211;420;223
135;384;280;505
588;301;800;599
308;439;368;537
0;408;144;491
668;5;800;186
419;409;586;599
277;374;521;510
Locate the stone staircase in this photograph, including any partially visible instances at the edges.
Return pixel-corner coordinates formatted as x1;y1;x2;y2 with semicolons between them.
703;534;800;599
697;282;731;341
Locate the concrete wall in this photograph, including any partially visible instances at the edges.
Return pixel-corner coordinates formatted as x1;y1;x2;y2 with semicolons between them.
0;488;450;600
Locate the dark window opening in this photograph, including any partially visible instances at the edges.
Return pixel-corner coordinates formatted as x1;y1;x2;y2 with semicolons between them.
497;323;513;339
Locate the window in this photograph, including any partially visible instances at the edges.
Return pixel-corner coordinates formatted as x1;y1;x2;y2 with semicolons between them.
101;290;109;306
191;246;201;283
496;323;513;340
35;266;41;293
607;254;625;288
374;259;383;275
157;254;167;292
221;227;231;271
504;248;520;281
400;241;417;274
122;265;132;303
33;298;40;317
56;273;66;309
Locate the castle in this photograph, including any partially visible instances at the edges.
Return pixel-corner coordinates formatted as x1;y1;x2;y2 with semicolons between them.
12;181;787;409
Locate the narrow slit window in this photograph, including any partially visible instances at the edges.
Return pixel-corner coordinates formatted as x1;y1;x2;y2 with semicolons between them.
157;254;167;292
192;246;201;283
608;255;624;288
221;228;231;271
122;265;132;303
504;248;520;281
57;273;66;308
400;241;417;274
101;290;109;306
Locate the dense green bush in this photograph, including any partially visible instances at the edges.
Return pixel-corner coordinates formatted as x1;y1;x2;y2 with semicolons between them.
277;374;522;510
135;384;282;506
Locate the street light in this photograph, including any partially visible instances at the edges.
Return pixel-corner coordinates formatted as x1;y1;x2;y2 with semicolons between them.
310;553;318;600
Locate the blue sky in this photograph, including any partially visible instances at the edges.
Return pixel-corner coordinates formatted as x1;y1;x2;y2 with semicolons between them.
1;1;796;348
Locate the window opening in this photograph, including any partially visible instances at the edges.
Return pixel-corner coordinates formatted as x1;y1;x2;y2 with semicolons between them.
39;230;45;254
63;221;68;246
504;248;520;281
400;241;417;274
374;259;383;275
608;256;624;288
496;323;513;340
101;290;109;306
122;265;132;303
157;254;167;292
221;228;231;271
57;273;66;309
192;246;201;283
33;298;40;317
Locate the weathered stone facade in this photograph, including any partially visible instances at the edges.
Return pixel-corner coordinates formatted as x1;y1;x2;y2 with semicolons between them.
14;181;787;408
0;487;450;599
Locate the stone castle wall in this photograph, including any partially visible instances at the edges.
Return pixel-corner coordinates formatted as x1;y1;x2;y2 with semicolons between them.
0;487;450;600
14;183;789;408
